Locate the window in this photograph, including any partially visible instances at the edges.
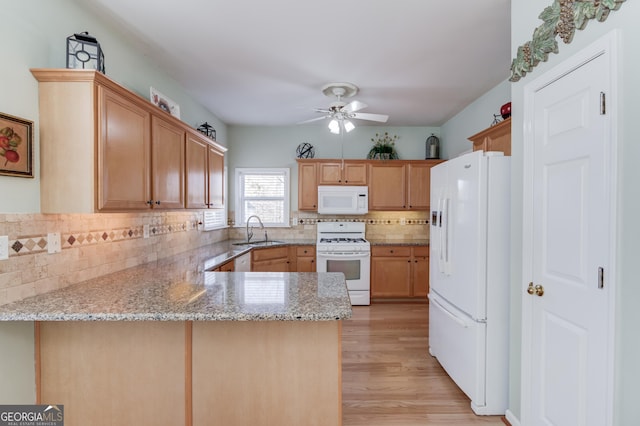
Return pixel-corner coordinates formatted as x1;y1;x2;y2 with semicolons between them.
235;168;290;227
202;209;227;231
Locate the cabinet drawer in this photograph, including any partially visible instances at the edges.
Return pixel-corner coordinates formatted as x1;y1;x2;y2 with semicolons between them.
371;246;411;257
413;246;429;257
296;246;316;257
251;246;290;262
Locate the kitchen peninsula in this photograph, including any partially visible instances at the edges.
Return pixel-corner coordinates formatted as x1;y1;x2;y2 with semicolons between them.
0;244;351;426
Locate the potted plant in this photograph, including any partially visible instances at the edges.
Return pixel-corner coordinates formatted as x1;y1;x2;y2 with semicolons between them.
367;132;399;160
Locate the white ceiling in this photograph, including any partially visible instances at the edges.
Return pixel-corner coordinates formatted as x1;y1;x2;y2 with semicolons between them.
81;0;511;127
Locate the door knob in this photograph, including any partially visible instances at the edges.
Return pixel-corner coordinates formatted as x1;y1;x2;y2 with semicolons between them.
526;282;544;296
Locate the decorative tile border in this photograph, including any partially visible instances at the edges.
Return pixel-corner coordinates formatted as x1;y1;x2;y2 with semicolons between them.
8;221;195;257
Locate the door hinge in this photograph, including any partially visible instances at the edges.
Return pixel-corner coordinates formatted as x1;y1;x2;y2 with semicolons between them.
600;92;606;115
598;266;604;289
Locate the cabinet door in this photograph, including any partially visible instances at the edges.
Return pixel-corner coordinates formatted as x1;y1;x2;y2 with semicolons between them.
151;116;185;209
97;86;151;211
296;246;316;272
371;257;412;297
343;163;367;185
318;162;343;184
371;246;412;298
412;247;429;299
185;133;209;209
298;162;318;210
208;146;225;208
368;163;406;210
406;163;431;211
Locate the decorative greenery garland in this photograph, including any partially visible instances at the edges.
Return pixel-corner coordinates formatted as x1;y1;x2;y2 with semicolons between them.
510;0;626;82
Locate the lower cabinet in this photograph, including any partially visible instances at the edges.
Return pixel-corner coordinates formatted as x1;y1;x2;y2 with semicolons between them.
371;245;429;300
251;246;292;272
214;260;234;272
295;246;316;272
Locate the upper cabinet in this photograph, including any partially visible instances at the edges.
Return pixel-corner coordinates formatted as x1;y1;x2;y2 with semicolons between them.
318;161;367;185
298;161;318;211
468;117;511;156
185;131;226;209
368;160;443;211
298;159;442;212
31;69;226;213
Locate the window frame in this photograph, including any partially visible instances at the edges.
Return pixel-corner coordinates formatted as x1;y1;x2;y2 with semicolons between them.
234;167;290;228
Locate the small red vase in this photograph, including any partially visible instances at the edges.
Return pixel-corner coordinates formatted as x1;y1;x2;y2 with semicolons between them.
500;102;511;119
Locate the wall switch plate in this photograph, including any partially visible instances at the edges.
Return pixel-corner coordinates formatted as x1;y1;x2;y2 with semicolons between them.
143;224;150;239
0;236;8;260
48;233;61;254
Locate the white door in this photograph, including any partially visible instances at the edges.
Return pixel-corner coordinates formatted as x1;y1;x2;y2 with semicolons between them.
522;35;616;426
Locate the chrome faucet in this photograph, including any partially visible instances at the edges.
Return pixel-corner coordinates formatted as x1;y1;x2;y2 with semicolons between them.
246;215;267;243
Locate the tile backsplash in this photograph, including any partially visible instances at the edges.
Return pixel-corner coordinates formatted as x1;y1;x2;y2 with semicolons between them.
0;210;429;306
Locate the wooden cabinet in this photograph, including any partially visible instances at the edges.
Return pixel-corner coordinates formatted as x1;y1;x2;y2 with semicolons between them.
298;161;318;211
97;85;152;210
411;246;430;298
150;115;185;209
213;260;234;272
295;246;316;272
318;161;367;185
468;117;511;156
371;245;429;300
368;162;407;210
31;68;226;213
185;133;209;209
369;161;442;211
406;163;432;210
208;145;225;208
251;246;292;272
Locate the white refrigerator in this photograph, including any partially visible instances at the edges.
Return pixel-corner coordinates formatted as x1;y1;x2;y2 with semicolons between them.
428;150;510;415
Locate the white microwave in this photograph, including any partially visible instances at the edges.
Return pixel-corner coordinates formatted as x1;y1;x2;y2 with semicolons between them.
317;185;368;215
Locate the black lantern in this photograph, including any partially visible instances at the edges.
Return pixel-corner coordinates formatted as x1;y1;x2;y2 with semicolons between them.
66;32;105;74
426;134;440;159
197;122;216;140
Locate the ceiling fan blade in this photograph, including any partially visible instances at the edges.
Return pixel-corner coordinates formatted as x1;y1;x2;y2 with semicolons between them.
342;100;367;113
352;112;389;123
313;108;330;113
298;115;330;124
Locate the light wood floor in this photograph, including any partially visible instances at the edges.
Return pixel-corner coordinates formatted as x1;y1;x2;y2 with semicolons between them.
342;303;505;426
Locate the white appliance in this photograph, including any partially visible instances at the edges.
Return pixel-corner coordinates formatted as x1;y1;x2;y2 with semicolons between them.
428;150;510;415
317;185;368;215
316;221;371;305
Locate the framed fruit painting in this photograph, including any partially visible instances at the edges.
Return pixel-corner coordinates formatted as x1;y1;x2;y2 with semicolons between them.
0;112;33;178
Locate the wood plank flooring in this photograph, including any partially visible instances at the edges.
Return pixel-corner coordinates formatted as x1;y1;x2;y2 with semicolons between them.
342;303;505;425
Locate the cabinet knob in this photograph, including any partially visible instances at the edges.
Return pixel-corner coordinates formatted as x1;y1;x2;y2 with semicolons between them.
311;260;314;263
155;200;161;205
390;250;394;253
146;200;154;205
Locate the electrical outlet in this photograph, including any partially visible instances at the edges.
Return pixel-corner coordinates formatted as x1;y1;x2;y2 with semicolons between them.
185;221;191;231
0;236;8;260
48;233;61;254
400;218;406;226
143;224;150;239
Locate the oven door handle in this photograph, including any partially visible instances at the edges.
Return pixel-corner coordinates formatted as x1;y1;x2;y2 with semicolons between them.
317;252;370;259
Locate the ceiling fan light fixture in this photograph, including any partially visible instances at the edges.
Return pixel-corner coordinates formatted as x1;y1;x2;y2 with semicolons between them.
344;120;355;133
328;119;340;134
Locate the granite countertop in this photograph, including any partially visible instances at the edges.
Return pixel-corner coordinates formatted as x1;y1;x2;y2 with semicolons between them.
0;243;351;322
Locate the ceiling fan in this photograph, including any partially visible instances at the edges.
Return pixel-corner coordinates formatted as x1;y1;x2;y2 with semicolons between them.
300;82;389;134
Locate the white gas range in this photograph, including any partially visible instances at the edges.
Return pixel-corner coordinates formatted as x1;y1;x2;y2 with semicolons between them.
316;221;371;306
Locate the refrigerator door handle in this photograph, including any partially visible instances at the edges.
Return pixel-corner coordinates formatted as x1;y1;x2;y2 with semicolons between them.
429;295;469;328
442;197;452;275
